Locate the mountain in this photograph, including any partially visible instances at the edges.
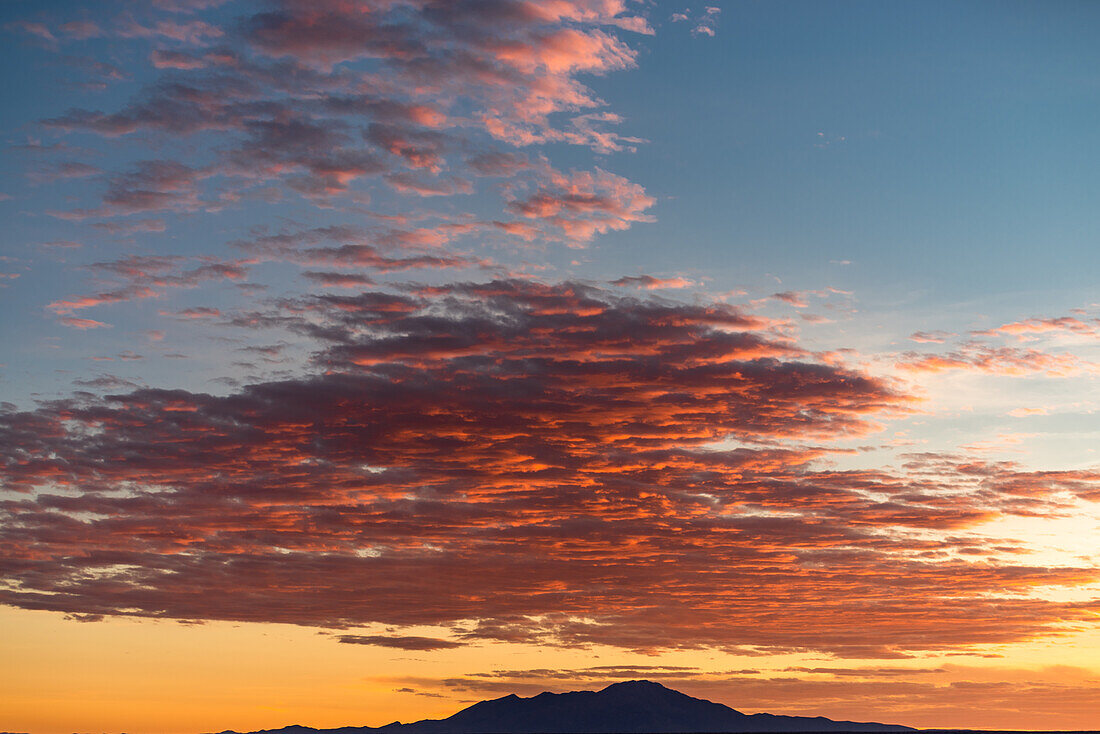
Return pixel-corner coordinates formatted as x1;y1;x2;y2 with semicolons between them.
218;679;915;734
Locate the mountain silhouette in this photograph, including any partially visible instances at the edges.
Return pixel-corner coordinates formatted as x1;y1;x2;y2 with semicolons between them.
218;679;915;734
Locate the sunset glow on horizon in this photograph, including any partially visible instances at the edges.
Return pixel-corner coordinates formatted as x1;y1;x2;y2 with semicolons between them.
1;1;1099;733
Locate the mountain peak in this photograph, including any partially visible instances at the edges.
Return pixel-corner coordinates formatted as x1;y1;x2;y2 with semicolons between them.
221;681;916;734
599;679;671;693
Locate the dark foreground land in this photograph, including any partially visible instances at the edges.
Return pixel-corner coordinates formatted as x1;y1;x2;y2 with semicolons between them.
217;680;915;734
221;730;1099;734
213;680;1100;734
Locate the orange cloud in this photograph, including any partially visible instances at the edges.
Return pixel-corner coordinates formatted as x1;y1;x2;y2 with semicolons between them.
895;343;1086;377
987;315;1100;340
611;275;693;290
3;283;1097;660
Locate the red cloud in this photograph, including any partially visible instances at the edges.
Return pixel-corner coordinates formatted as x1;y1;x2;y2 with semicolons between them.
4;282;1097;658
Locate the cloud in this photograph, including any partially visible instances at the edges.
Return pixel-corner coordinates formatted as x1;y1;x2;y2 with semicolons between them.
337;634;465;651
1007;407;1048;417
49;160;207;218
242;3;421;71
4;282;1099;658
173;306;222;319
772;291;809;308
984;315;1100;341
367;123;451;172
60;56;128;87
110;158;204;211
27;161;101;183
235;225;483;272
151;49;209;69
506;166;655;244
671;7;721;38
45;254;249;324
42;76;260;137
385;172;474;198
389;665;1100;731
59;20;103;40
36;0;658;226
117;15;224;44
5;20;57;46
611;275;693;290
467;152;531;177
895;343;1088;377
92;219;167;235
225;116;388;199
153;0;232;12
302;271;376;288
897;310;1100;379
57;316;111;329
909;331;955;344
48;285;161;314
7;2;1100;682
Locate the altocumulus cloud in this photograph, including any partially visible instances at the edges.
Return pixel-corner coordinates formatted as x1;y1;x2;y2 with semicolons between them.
2;281;1098;659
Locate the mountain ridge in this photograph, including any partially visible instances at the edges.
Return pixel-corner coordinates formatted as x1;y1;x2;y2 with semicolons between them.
215;679;916;734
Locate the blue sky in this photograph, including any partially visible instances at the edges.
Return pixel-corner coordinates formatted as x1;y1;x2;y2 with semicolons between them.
6;0;1100;405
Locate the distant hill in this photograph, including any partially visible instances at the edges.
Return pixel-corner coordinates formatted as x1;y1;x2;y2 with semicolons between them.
218;679;916;734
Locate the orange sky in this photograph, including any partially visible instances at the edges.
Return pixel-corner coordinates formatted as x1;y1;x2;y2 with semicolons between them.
3;608;1099;733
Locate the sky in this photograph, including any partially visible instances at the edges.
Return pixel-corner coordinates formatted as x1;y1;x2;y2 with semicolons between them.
1;1;1099;733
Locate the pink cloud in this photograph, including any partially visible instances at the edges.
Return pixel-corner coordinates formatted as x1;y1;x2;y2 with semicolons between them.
117;15;224;44
33;0;660;240
489;28;636;75
150;49;207;69
772;291;809;308
301;271;376;288
5;20;57;45
909;331;956;344
59;21;102;39
385;172;474;197
611;275;693;290
506;166;655;244
45;255;249;325
57;316;110;329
